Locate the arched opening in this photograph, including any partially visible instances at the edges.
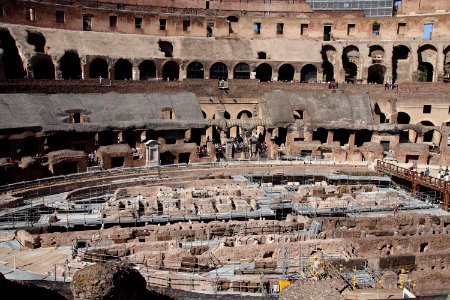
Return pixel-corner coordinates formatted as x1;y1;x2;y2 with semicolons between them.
344;62;357;83
342;46;360;83
418;62;433;82
392;45;410;83
397;112;410;124
202;111;207;119
224;111;231;119
397;111;411;142
162;61;179;81
321;45;336;82
322;62;334;82
237;110;252;119
368;64;386;84
293;110;304;119
313;128;328;144
60;51;81;80
206;26;213;37
255;63;272;82
19;136;40;157
26;31;46;53
369;45;385;63
233;63;250;79
421;121;435;143
0;30;25;79
89;58;108;78
300;64;317;83
114;59;132;80
186;61;204;79
158;41;173;57
210;62;228;79
139;60;156;80
278;64;295;82
31;54;55;79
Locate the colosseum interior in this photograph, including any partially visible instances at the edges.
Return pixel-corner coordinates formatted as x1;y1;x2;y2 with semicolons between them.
0;0;449;299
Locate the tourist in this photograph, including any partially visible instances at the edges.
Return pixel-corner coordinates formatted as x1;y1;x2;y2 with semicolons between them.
99;76;103;86
425;167;430;176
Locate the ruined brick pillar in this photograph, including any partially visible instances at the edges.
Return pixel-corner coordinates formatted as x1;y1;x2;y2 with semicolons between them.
436;44;445;82
348;132;356;150
132;67;140;80
326;131;334;144
416;133;424;144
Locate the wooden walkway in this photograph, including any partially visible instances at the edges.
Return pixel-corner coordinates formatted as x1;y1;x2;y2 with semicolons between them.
376;161;450;211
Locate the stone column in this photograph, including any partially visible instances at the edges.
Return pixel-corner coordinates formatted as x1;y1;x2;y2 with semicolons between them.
416;133;424;144
334;45;344;83
359;46;370;83
54;56;62;80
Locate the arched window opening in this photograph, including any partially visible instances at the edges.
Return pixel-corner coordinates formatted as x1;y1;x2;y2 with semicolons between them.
312;128;328;144
237;110;252;119
300;64;317;83
60;51;81;80
418;62;433;82
31;54;55;79
227;16;238;34
162;61;179;81
186;61;204;79
368;64;386;84
89;58;108;79
342;46;360;83
322;62;334;82
0;30;25;79
278;64;295;82
233;63;250;79
210;62;228;80
139;60;156;80
255;63;272;82
369;45;385;63
26;31;46;53
114;59;132;80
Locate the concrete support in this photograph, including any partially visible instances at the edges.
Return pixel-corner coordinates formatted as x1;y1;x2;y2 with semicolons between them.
348;132;356;150
326;131;334;144
132;67;140;80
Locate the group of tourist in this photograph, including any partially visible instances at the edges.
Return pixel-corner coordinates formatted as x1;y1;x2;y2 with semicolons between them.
198;144;208;158
438;166;450;181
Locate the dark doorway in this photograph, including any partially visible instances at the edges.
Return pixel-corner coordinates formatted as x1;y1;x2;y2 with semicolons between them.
380;141;390;152
210;62;228;79
139;60;156;80
344;62;357;83
111;157;125;168
233;63;250;79
114;59;132;80
300;64;317;83
255;63;272;82
273;127;287;146
61;162;78;175
323;25;332;41
89;58;108;78
313;128;328;144
355;130;372;147
179;152;190;164
60;51;81;79
333;129;351;146
186;61;204;79
322;62;334;82
161;152;176;165
368;64;386;84
0;30;25;79
31;54;55;79
278;64;294;82
406;155;419;163
162;61;179;80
